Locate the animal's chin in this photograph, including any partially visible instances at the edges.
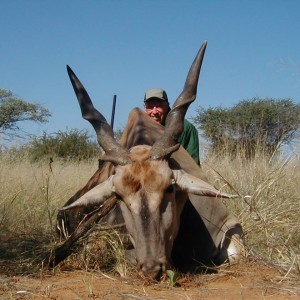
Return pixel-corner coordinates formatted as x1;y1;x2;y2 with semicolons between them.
136;256;167;281
138;268;164;282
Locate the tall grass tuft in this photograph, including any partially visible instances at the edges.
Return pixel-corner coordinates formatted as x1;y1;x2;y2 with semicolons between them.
0;153;92;273
203;144;300;276
0;152;132;276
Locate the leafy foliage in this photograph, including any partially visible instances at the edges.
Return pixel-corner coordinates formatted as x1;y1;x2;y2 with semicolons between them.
19;129;100;161
193;98;300;158
0;88;51;139
166;269;180;287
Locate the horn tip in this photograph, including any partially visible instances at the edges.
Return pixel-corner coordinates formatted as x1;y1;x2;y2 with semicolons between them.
66;65;73;75
202;40;208;49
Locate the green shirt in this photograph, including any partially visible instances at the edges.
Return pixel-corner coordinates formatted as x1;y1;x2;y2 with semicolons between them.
178;119;200;165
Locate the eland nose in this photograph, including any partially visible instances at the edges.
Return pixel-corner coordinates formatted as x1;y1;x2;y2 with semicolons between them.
138;258;166;280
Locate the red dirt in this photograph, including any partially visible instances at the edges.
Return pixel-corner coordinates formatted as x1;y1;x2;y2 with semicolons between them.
1;259;299;299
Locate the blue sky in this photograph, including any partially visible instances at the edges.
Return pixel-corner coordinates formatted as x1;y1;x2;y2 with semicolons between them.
1;0;300;142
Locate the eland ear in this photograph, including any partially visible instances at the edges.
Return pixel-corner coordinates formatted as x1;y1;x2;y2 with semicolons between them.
172;170;238;199
59;176;115;210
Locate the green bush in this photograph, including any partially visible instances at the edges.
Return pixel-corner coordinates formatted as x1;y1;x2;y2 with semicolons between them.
193;98;300;158
17;129;100;161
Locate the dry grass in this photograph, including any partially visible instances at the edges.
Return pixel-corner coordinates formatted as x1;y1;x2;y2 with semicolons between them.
0;154;134;277
203;150;300;277
0;155;95;234
0;149;300;281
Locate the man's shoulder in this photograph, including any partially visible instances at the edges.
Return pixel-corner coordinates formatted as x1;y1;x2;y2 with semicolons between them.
183;119;197;131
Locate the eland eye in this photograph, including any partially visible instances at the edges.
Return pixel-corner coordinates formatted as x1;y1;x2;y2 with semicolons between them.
166;185;174;193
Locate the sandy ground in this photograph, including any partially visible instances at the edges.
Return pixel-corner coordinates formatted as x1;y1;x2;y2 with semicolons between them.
1;258;299;300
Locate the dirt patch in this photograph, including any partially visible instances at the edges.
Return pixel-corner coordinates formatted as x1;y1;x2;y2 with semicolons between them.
1;259;299;299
